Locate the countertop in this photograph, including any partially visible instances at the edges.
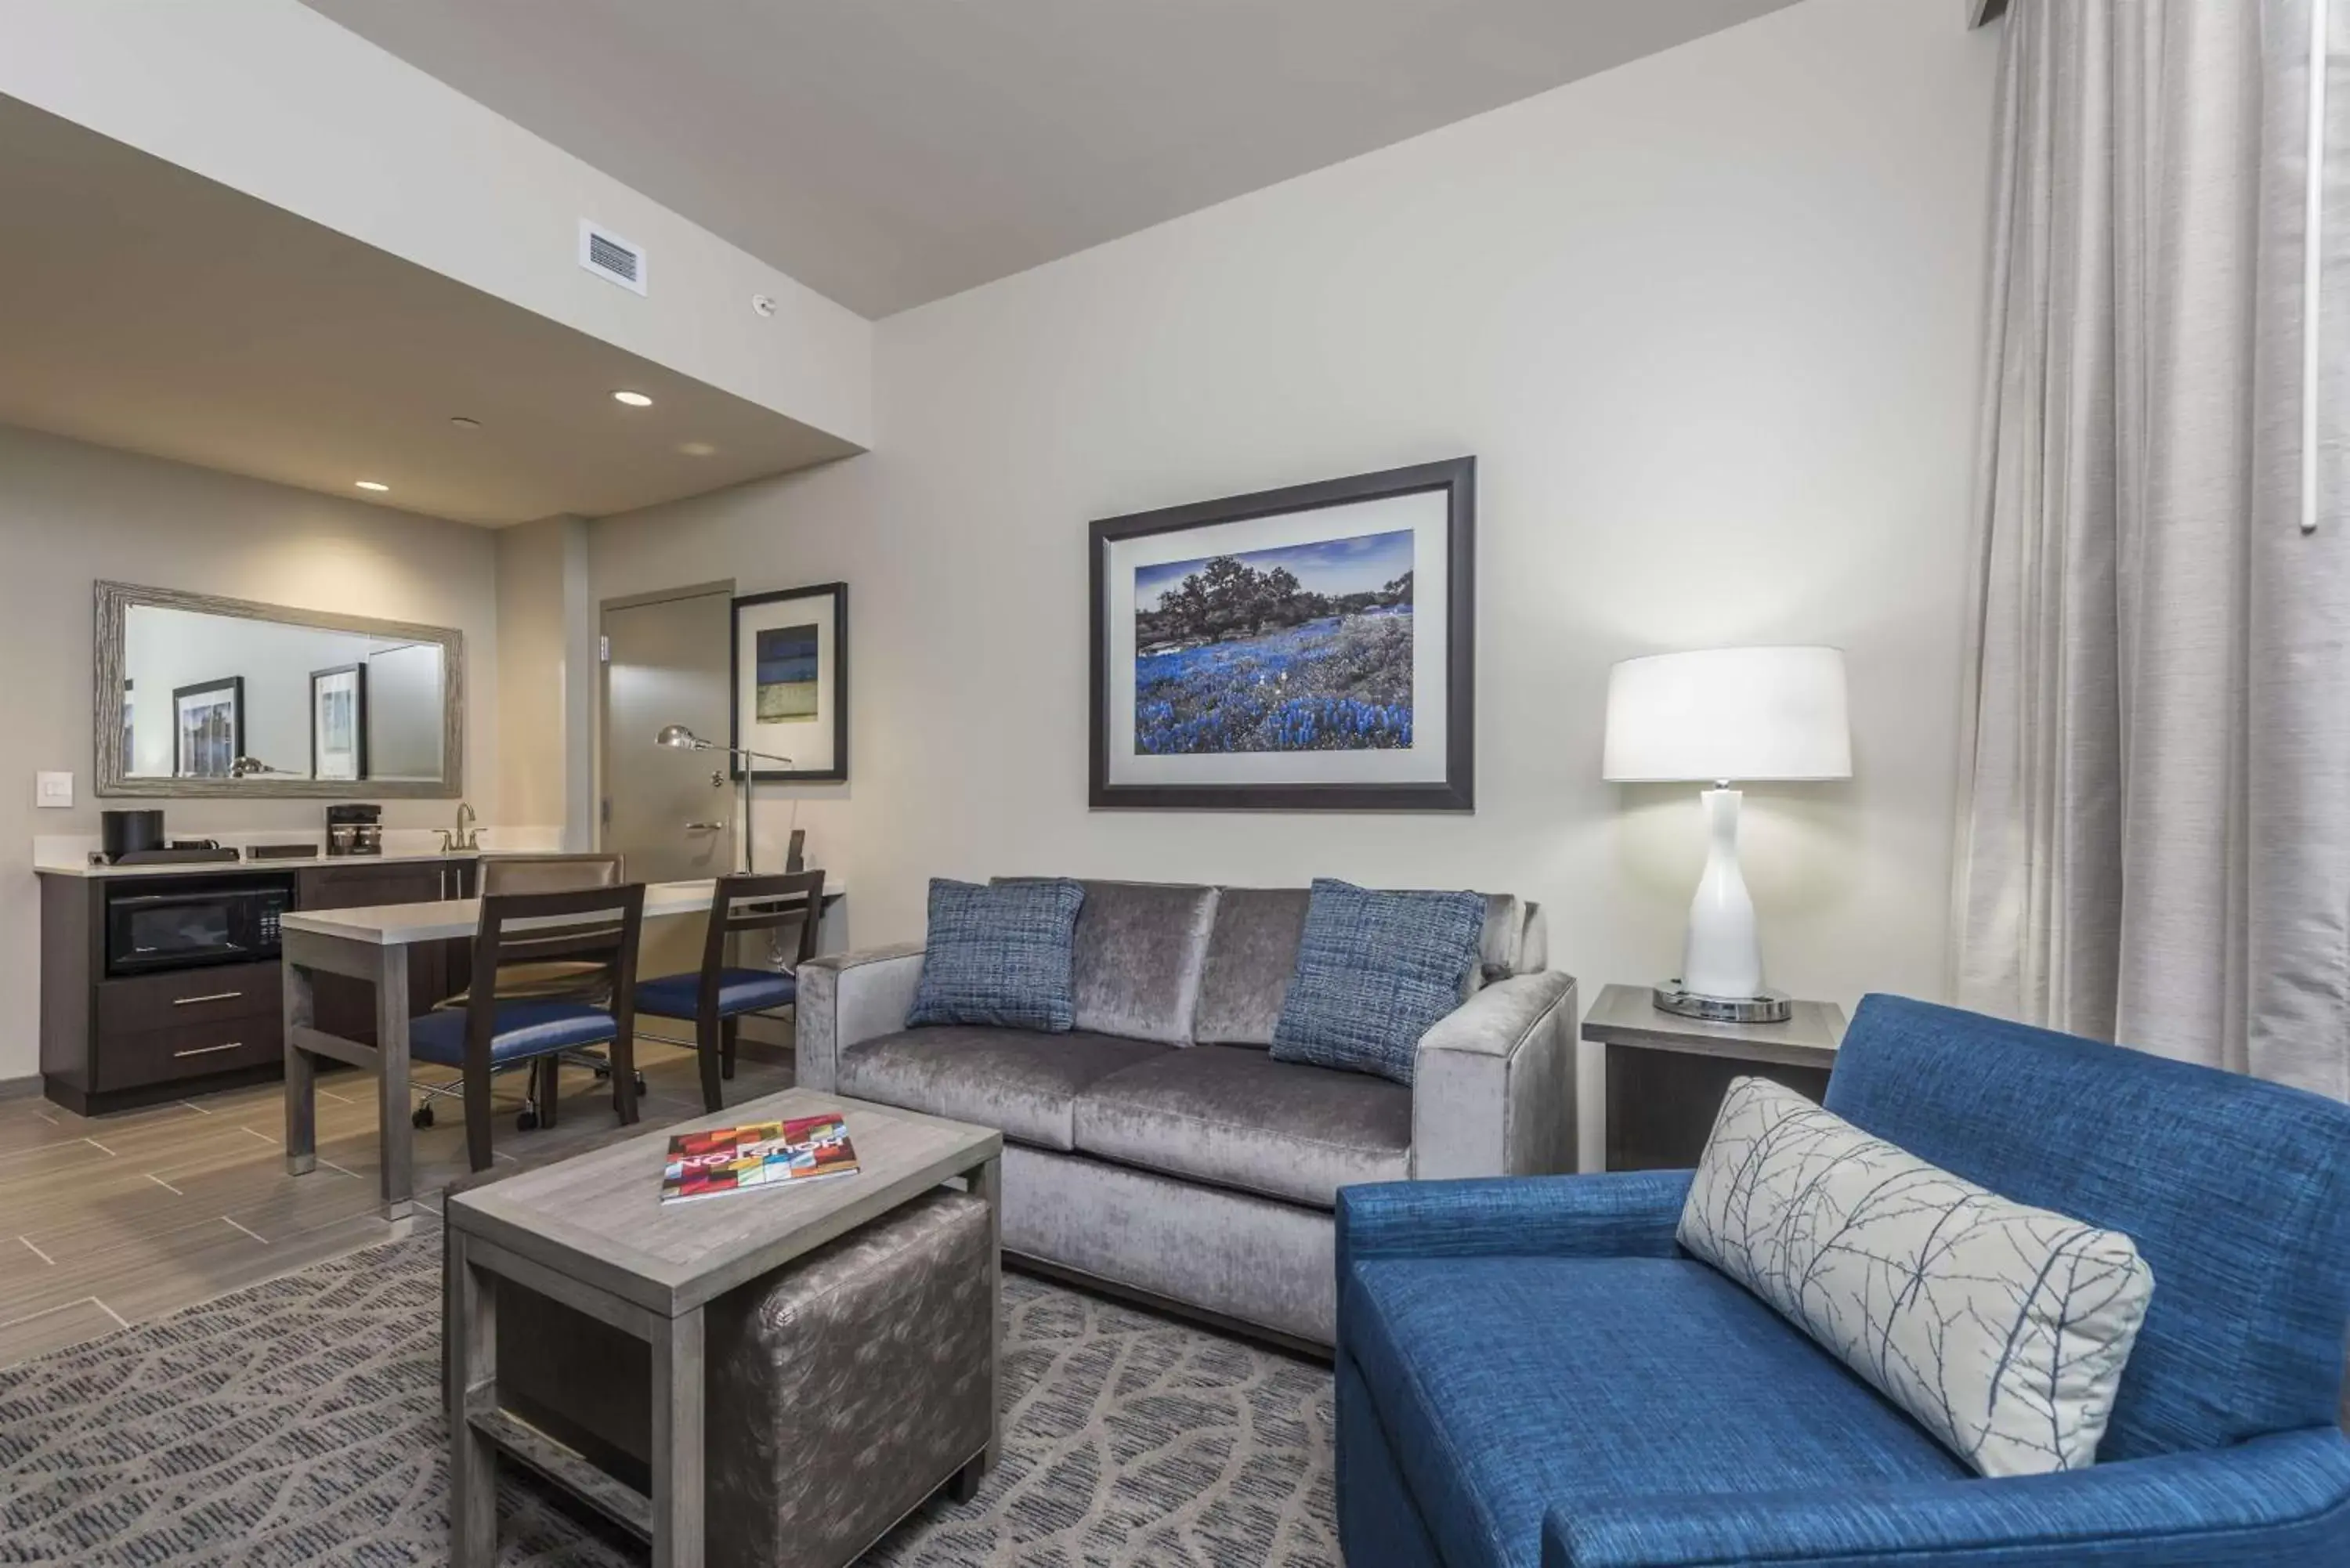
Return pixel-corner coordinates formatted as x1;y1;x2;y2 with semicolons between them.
33;847;574;880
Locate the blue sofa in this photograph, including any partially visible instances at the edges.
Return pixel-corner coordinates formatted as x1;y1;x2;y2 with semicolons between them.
1335;995;2350;1568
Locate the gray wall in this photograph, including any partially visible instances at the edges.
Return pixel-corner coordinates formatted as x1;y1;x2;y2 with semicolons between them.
0;423;501;1080
364;641;444;781
588;0;2002;1163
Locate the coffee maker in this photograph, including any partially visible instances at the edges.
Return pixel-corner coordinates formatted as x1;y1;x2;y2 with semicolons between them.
325;803;383;857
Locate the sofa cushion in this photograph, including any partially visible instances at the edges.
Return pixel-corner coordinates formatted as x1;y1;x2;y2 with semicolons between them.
1074;1045;1410;1209
1191;887;1311;1046
1270;880;1486;1086
1002;879;1218;1045
1344;1254;1969;1568
1197;888;1532;1039
836;1027;1168;1151
906;877;1085;1032
1681;1075;2152;1477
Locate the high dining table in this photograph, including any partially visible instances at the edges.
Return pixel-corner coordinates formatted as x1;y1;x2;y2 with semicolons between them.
281;877;844;1218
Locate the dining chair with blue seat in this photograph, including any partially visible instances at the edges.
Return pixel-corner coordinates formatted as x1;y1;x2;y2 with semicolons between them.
635;869;824;1113
410;881;647;1173
421;851;645;1125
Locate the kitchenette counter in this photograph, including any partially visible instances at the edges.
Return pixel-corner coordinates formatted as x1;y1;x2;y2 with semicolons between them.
33;848;578;880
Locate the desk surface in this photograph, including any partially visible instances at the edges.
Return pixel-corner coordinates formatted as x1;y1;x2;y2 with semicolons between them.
280;878;844;946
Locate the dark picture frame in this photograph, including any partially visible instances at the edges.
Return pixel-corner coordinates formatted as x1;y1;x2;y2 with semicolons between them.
309;663;369;782
172;676;244;779
729;582;849;784
1089;457;1475;811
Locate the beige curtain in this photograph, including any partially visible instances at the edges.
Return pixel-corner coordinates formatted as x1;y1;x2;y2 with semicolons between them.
1954;0;2350;1097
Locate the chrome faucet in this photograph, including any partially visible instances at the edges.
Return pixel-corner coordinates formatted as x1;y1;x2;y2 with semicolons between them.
438;802;480;853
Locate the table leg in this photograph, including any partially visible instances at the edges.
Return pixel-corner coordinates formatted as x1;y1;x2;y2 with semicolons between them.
446;1230;500;1568
651;1309;707;1568
375;946;414;1219
974;1151;1002;1472
282;959;317;1176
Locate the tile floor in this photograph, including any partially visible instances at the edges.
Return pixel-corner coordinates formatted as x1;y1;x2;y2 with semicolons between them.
0;1041;792;1366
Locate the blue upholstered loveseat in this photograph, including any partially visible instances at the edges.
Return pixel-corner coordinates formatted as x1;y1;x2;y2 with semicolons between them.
1335;995;2350;1568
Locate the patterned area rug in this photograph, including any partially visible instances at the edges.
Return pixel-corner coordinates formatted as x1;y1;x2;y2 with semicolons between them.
0;1234;1339;1566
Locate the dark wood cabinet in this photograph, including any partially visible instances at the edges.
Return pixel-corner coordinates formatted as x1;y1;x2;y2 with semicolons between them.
296;862;472;1044
38;858;476;1115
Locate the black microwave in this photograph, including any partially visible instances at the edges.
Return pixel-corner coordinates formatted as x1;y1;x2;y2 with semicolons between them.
104;878;292;977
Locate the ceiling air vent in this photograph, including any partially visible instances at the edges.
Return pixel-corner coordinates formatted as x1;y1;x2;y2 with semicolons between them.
578;219;647;295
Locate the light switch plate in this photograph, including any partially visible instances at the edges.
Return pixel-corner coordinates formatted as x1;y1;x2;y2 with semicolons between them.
35;771;72;808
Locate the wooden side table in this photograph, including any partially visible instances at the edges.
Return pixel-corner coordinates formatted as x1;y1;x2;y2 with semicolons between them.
1580;982;1847;1171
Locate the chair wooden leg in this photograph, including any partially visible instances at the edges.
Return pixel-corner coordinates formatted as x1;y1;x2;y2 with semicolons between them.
533;1057;559;1129
721;1017;739;1081
462;1061;494;1173
612;1029;641;1125
694;1015;724;1115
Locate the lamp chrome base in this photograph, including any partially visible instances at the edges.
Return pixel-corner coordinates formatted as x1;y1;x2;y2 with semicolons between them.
1652;981;1792;1025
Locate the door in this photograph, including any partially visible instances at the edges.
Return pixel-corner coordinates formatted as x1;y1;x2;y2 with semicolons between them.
602;587;735;885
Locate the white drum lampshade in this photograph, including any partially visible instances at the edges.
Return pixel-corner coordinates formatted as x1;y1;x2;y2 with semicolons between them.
1603;647;1851;1021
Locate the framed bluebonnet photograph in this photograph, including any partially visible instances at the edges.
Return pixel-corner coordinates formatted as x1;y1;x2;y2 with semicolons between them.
1090;458;1474;811
731;582;847;782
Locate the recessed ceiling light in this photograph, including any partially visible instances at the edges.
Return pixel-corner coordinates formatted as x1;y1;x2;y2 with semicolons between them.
611;389;653;407
448;416;482;431
354;479;390;492
678;441;718;457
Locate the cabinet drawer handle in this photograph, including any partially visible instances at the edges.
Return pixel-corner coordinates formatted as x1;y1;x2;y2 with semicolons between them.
172;1041;245;1058
172;991;245;1007
685;821;728;832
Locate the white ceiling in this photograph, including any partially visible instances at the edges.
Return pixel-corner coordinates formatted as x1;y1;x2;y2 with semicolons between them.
0;93;859;526
302;0;1802;319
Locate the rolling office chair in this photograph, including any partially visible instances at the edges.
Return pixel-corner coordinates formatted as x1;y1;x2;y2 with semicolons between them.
407;883;647;1172
634;869;825;1113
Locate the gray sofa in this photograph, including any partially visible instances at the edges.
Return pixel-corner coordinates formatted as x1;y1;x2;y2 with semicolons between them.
796;880;1576;1346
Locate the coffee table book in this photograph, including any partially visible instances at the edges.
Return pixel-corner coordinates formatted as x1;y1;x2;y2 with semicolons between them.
660;1114;861;1203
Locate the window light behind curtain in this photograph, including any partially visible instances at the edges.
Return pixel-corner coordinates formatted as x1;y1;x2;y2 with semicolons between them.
1952;0;2350;1099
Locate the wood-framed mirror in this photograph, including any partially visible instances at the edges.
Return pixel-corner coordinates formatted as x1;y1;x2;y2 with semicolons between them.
96;580;465;798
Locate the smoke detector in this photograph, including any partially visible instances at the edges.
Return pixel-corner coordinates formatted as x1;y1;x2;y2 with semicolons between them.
751;294;777;318
579;220;647;295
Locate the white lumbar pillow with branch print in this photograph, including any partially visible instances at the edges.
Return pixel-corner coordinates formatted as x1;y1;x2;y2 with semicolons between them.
1678;1076;2155;1477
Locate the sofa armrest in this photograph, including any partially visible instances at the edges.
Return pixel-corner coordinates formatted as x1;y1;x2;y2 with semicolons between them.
1337;1169;1692;1277
1412;970;1578;1178
1543;1428;2350;1568
794;943;924;1090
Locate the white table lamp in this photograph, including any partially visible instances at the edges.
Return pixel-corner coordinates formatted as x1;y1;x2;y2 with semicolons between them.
1603;646;1851;1023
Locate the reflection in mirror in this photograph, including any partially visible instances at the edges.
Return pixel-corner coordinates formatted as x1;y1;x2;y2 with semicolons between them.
96;581;462;798
122;607;446;782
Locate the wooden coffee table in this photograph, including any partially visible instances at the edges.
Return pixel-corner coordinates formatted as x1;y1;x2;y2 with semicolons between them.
443;1088;1003;1568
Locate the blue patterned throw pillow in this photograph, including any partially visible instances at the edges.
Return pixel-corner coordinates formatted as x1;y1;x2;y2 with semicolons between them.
908;877;1086;1032
1269;880;1486;1085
